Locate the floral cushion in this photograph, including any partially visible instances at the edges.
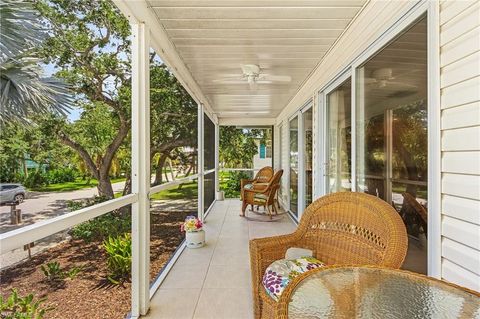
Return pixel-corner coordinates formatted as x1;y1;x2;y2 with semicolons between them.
262;257;324;301
244;183;254;190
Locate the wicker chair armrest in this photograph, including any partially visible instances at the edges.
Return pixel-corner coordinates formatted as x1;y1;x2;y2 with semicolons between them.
249;233;300;297
240;178;256;189
252;182;269;191
243;187;269;202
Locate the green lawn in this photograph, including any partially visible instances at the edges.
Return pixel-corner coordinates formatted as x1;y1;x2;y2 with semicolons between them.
31;177;126;192
150;181;198;200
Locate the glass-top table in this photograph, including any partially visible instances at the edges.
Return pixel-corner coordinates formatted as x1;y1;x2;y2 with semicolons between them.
276;266;480;319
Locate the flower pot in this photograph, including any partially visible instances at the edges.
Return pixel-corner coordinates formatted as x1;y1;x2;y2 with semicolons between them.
186;229;205;248
216;191;225;201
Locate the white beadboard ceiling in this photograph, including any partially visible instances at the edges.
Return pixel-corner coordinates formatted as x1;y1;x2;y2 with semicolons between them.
146;0;368;119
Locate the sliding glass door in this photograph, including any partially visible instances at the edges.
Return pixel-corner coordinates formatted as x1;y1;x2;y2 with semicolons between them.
356;16;427;273
289;116;299;216
326;78;352;193
289;116;298;216
303;108;313;208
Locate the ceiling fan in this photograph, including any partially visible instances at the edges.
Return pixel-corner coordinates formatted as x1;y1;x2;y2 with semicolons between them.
213;64;291;90
365;68;418;90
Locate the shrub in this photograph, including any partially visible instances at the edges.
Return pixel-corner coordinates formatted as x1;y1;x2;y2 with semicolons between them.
66;195;109;211
40;261;63;281
224;171;251;198
46;168;77;184
68;196;130;242
70;212;130;242
65;266;83;280
40;261;83;282
103;234;132;284
0;289;53;319
23;170;49;188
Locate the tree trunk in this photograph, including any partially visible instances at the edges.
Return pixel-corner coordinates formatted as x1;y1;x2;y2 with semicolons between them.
153;153;167;186
167;157;175;181
184;164;192;177
97;172;114;199
123;172;131;196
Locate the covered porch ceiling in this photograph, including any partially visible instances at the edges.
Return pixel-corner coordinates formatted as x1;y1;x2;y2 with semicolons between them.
117;0;368;120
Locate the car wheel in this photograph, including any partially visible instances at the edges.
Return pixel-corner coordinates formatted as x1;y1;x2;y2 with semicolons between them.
14;194;25;203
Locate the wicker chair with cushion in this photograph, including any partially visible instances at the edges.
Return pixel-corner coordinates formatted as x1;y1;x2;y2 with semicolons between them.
249;192;408;319
241;169;283;218
240;166;274;200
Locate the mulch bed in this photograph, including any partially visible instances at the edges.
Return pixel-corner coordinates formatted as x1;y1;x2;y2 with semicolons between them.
0;209;193;319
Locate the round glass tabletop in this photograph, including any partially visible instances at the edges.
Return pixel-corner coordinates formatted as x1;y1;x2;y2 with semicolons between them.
278;266;480;319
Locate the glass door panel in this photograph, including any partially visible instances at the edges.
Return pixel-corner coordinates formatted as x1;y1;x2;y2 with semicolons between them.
356;16;427;273
326;79;352;193
303;108;313;207
289;116;298;216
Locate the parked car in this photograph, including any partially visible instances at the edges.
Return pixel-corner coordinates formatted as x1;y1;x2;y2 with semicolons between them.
0;183;27;205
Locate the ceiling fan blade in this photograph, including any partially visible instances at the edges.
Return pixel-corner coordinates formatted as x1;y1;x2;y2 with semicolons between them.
212;74;244;83
213;80;251;84
261;74;291;82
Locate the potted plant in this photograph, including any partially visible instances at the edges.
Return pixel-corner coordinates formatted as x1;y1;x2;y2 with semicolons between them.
181;216;205;248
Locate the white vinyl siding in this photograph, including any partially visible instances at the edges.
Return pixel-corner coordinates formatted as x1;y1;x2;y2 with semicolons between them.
440;0;480;292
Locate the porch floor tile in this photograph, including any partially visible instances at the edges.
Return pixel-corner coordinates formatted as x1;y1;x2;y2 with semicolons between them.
144;199;295;319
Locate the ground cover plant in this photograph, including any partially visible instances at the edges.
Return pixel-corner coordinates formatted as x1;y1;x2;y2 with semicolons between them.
0;206;191;319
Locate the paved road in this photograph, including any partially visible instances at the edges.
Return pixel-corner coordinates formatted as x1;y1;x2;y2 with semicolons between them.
0;181;126;234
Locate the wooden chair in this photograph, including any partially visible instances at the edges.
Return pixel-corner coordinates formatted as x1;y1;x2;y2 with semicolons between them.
402;192;428;237
240;166;274;200
249;192;408;319
242;170;283;218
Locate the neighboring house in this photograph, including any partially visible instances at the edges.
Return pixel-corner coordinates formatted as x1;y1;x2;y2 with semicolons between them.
252;139;272;170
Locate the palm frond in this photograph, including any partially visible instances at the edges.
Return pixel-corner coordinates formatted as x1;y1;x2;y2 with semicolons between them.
0;56;73;124
0;0;74;124
0;0;45;61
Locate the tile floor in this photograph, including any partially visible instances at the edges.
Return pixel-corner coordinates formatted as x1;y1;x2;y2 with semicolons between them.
144;199;296;319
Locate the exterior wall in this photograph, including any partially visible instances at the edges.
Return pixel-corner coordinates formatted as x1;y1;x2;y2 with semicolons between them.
439;0;480;291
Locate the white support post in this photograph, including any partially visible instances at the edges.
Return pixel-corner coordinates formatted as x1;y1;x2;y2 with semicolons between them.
214;121;220;196
427;0;442;279
197;103;205;221
131;23;150;317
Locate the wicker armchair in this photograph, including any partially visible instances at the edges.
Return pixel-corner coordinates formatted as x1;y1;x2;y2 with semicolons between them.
240;166;274;200
249;192;408;319
241;170;283;219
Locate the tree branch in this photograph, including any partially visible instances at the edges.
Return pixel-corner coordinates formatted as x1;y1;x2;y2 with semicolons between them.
58;131;99;180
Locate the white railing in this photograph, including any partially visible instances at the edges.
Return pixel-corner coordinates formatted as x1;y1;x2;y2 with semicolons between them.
0;193;137;254
149;174;198;195
0;175;200;255
220;168;255;172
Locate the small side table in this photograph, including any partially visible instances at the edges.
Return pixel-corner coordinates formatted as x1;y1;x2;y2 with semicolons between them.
276;265;480;318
